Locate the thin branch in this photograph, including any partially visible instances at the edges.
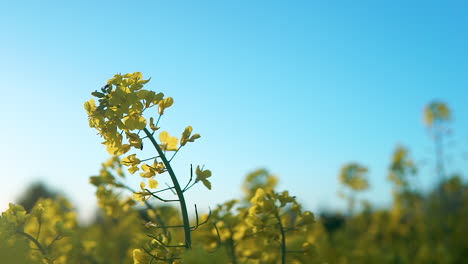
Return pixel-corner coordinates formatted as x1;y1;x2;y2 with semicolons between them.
146;207;211;231
164;182;177;195
183;181;198;193
195;204;199;228
154;115;162;128
183;165;205;192
213;223;222;244
150;186;176;195
140;156;160;163
118;182;157;211
47;234;63;249
191;207;212;231
168;146;183;163
145;188;179;202
142;246;164;262
143;246;181;263
183;165;194;192
147;224;186;229
16;230;49;261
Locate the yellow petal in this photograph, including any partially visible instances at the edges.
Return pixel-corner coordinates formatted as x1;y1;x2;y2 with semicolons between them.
148;178;158;189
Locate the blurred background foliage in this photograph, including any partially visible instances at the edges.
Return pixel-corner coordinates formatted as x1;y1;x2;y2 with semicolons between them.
1;101;467;263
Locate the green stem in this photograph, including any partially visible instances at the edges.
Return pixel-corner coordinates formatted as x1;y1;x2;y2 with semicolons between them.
17;230;50;262
435;130;445;182
143;128;192;249
36;216;42;240
228;228;238;264
274;211;286;264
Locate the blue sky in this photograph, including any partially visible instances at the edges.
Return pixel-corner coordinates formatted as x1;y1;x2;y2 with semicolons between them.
1;1;468;220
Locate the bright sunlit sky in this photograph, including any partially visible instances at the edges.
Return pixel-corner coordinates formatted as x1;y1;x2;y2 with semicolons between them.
1;1;468;220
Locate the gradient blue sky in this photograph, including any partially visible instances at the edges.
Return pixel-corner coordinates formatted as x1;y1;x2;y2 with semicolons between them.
1;1;468;220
